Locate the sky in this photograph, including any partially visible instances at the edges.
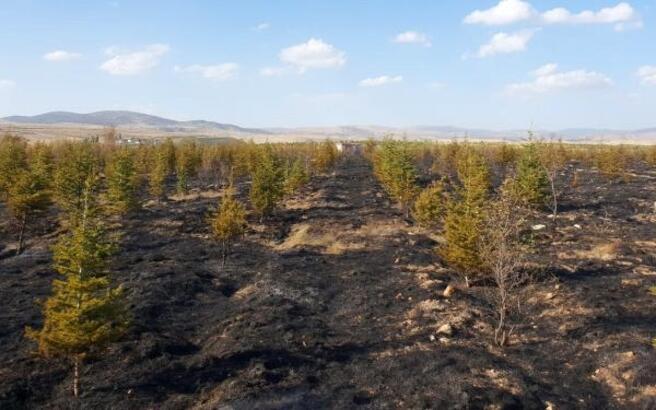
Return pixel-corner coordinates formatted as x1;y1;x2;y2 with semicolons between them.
0;0;655;130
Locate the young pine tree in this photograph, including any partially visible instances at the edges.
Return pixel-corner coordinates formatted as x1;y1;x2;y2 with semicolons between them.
209;186;247;268
284;158;309;195
512;140;549;207
412;180;446;228
106;147;139;215
441;147;490;285
175;141;200;195
53;142;100;218
5;143;55;253
312;140;338;173
250;145;285;219
374;140;419;217
149;144;171;200
26;174;129;398
0;134;28;198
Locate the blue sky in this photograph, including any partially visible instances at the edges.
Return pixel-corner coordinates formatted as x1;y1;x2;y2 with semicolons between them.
0;0;655;129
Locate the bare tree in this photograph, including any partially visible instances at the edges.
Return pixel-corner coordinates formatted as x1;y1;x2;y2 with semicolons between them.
480;182;530;347
539;138;567;235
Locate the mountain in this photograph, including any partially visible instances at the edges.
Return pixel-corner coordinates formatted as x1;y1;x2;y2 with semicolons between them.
2;111;268;134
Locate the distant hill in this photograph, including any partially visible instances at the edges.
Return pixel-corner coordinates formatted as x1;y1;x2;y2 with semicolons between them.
2;111;268;134
3;111;655;143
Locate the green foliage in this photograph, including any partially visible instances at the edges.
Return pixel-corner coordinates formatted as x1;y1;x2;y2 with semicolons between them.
175;141;200;194
6;167;52;254
441;147;490;281
25;178;129;398
373;140;419;215
284;159;309;195
209;186;247;267
53;142;100;217
0;135;28;198
312;140;338;173
249;145;285;218
512;141;549;207
106;148;139;214
149;144;171;199
595;145;629;181
412;180;446;228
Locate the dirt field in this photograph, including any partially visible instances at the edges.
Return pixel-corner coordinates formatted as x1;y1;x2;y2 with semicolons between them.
1;153;656;409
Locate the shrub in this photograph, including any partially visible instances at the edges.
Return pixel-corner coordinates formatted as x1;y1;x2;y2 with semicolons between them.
312;140;338;173
0;134;28;198
284;158;309;195
175;141;201;194
53;142;100;218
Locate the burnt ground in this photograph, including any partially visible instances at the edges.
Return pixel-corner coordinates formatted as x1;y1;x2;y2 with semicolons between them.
1;154;656;409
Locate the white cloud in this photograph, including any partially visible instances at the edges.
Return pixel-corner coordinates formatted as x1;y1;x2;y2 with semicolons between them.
506;63;612;94
637;66;656;85
476;30;535;58
174;63;239;81
43;50;82;62
260;66;289;77
464;0;535;25
279;38;346;73
359;75;403;87
465;1;642;30
100;44;169;75
393;31;432;47
253;22;270;31
0;79;16;89
542;3;638;26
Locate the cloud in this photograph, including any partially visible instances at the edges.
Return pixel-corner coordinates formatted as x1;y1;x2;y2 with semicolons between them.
43;50;82;62
359;75;403;87
259;66;289;77
464;1;642;30
253;22;270;31
174;63;239;81
100;44;169;75
475;30;535;58
279;38;346;73
542;3;638;27
428;81;446;89
506;63;612;94
0;79;15;89
393;31;432;47
464;0;535;25
637;66;656;85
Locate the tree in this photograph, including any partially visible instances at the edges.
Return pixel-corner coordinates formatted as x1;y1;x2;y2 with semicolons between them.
539;139;567;231
175;141;200;195
106;147;139;214
0;134;28;198
373;140;419;217
480;181;529;347
25;174;129;398
312;140;338;173
6;161;52;254
149;144;171;200
209;186;247;268
284;158;309;195
249;145;285;218
512;139;549;207
440;146;490;286
412;180;446;228
53;142;100;218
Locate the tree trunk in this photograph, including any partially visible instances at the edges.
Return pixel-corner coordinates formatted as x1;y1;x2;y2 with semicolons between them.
221;240;227;269
16;213;27;255
73;355;81;398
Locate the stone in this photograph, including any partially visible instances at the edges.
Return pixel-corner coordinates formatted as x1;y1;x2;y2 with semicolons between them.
443;284;456;298
437;323;453;336
532;224;546;231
